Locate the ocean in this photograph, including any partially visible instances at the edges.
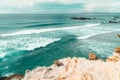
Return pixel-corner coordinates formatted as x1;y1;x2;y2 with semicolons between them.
0;13;120;76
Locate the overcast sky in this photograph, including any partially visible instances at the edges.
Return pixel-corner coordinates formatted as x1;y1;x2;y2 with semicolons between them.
0;0;120;13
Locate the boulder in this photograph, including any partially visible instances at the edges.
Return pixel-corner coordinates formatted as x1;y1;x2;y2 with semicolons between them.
5;74;24;80
114;47;120;57
109;20;120;23
54;60;64;67
114;16;120;18
114;47;120;53
89;53;97;60
117;34;120;37
82;72;93;80
106;48;120;62
71;17;92;20
106;56;120;62
0;77;7;80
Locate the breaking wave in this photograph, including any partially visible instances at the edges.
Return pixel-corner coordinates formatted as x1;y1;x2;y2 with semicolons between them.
77;30;120;40
0;23;100;37
0;37;60;58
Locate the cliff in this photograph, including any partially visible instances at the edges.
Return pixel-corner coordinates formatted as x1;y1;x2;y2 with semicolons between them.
2;48;120;80
20;48;120;80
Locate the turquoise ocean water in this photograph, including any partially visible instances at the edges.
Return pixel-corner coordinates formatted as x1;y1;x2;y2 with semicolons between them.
0;13;120;76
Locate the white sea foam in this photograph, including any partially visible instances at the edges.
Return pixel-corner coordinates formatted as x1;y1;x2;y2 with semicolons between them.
0;23;100;37
0;37;60;58
2;72;14;77
0;53;6;58
77;30;120;40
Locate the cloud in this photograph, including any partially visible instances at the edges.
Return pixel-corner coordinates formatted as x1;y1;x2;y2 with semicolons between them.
53;0;120;4
84;2;120;12
26;2;84;14
0;0;120;13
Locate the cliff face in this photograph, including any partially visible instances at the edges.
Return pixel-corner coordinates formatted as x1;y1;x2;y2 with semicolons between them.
3;48;120;80
22;58;120;80
21;48;120;80
106;47;120;62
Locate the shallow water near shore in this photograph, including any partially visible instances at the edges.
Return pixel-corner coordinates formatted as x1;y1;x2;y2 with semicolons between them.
0;13;120;76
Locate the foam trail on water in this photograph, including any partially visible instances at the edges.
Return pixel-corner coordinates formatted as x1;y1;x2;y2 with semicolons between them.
0;37;60;58
2;72;14;77
0;53;6;58
0;23;100;37
77;30;120;40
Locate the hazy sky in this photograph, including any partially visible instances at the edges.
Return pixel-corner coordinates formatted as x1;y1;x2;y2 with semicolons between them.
0;0;120;13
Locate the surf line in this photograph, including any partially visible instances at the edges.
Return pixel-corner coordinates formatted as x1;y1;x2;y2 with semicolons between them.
0;23;100;37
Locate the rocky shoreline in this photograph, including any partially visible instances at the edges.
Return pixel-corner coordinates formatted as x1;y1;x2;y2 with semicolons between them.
1;47;120;80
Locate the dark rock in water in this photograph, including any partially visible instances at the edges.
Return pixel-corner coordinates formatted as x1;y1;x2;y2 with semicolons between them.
109;20;120;23
117;34;120;37
89;53;98;60
106;47;120;62
0;77;7;80
114;47;120;53
71;17;92;20
5;74;24;80
114;16;120;18
113;18;117;20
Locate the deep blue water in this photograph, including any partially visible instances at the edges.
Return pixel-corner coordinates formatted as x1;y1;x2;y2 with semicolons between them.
0;13;120;76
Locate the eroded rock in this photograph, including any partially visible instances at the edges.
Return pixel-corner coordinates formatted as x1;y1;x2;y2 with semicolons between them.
117;34;120;37
4;47;120;80
22;56;120;80
106;48;120;62
0;77;7;80
71;17;93;20
89;53;98;60
109;20;120;23
54;60;64;67
114;16;120;18
5;74;24;80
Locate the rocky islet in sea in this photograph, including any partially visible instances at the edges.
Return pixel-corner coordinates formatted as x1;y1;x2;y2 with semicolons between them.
70;17;95;20
71;16;120;24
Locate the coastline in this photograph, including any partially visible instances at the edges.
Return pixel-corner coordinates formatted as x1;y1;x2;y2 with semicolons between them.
2;47;120;80
0;14;120;77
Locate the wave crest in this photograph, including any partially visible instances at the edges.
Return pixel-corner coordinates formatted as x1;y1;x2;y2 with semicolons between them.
77;30;120;40
0;23;100;37
0;37;60;58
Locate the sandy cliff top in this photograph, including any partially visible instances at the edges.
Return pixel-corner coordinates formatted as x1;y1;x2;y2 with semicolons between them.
3;47;120;80
21;48;120;80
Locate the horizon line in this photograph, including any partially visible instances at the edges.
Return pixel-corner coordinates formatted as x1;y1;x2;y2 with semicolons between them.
0;12;120;14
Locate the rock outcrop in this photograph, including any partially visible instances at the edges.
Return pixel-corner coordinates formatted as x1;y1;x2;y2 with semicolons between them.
0;77;7;80
106;48;120;62
108;16;120;23
22;48;120;80
117;34;120;37
22;57;120;80
71;17;93;20
89;53;98;60
114;16;120;18
109;20;120;23
6;74;24;80
3;48;120;80
54;60;64;67
0;74;24;80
